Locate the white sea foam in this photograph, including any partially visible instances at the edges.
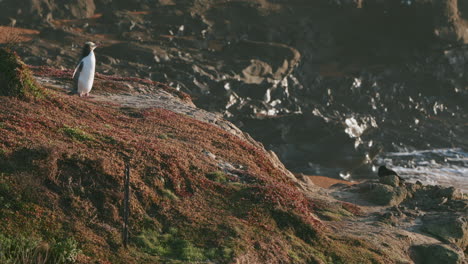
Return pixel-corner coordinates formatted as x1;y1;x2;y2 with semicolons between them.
377;148;468;192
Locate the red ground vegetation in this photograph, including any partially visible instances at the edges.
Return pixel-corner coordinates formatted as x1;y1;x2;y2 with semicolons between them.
0;86;325;263
0;26;40;44
0;57;388;262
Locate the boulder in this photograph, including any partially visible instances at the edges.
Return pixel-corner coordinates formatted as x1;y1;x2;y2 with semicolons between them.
410;244;464;264
422;213;468;251
365;183;407;206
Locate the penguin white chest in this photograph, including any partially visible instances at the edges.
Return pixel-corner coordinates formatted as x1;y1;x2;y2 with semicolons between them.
77;51;96;95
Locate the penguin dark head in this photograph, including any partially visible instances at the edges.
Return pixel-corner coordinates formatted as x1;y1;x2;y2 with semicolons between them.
81;41;98;58
378;165;398;177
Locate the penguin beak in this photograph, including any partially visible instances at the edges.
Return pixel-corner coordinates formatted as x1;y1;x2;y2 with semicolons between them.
91;43;99;50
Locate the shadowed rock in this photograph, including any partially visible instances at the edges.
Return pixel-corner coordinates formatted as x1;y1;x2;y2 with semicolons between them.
410;244;464;264
379;174;400;187
422;213;468;251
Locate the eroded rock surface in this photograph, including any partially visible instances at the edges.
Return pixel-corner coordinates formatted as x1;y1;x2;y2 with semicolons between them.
326;177;467;262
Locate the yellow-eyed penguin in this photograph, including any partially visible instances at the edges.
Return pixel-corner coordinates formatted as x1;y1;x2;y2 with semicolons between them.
72;42;98;97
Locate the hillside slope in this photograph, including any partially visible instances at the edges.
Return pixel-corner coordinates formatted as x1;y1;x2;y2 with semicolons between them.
0;50;390;263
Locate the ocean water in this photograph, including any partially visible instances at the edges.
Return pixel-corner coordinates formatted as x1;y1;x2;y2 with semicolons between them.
376;148;468;193
232;48;468;192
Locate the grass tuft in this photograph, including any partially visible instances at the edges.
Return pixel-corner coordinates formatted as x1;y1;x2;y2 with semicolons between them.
0;234;81;264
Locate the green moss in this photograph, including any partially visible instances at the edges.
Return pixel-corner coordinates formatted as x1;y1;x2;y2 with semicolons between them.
317;208;353;221
206;171;228;183
133;229;206;262
61;126;95;142
132;228;237;263
0;48;45;100
271;209;318;243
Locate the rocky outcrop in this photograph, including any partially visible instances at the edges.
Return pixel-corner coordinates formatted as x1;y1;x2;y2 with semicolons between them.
354;177;466;209
433;0;468;43
410;244;464;264
332;177;467;261
379;174;401;187
364;183;408;206
422;213;468;251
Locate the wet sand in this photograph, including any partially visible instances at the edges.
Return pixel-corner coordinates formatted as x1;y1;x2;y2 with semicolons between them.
307;175;357;189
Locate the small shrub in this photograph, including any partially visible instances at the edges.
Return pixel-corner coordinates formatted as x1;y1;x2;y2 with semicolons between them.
0;234;42;264
49;238;81;264
0;48;45;100
61;126;95;142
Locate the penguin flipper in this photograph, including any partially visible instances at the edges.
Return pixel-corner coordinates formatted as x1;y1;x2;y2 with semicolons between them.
72;61;83;79
72;61;83;94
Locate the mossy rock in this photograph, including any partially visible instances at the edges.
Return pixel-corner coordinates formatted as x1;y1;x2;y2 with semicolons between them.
366;184;407;206
0;48;45;100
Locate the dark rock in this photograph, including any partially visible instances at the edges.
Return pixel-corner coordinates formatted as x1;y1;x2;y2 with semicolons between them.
435;186;463;200
329;183;350;189
99;43;158;65
404;185;465;211
422;213;468;250
8;0;97;23
379;175;400;187
379;210;403;226
378;165;398;177
410;244;464;264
